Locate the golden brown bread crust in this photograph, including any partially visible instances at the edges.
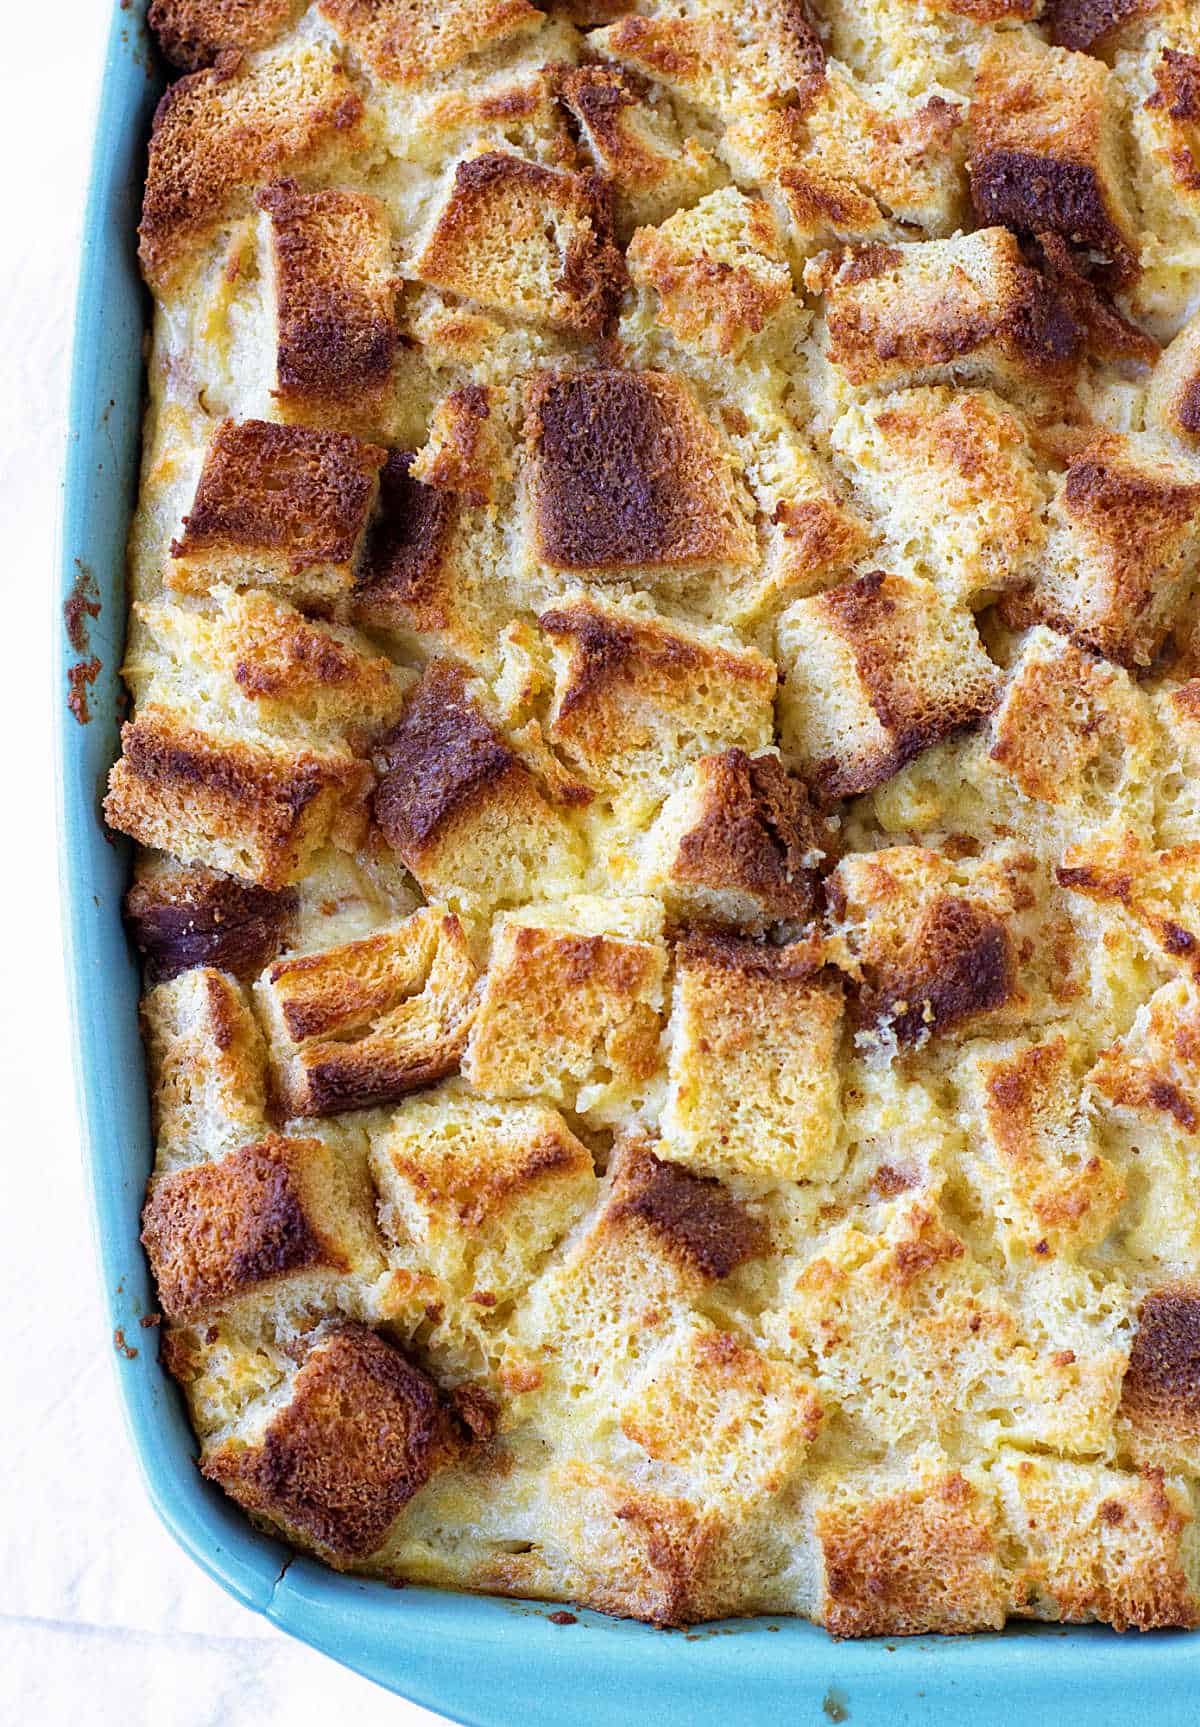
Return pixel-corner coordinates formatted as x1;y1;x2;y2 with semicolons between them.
104;705;364;890
815;1472;1008;1637
139;43;364;291
607;1140;769;1284
526;369;756;572
414;153;626;332
258;180;399;428
351;451;459;635
202;1324;453;1563
142;1133;346;1319
124;863;297;984
670;750;829;924
317;0;543;87
170;420;386;599
148;0;305;70
1120;1287;1200;1460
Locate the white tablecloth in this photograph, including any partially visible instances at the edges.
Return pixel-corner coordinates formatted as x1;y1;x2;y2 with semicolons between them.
2;6;446;1719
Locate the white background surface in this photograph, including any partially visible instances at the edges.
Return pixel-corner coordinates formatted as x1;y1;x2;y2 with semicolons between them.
1;5;449;1722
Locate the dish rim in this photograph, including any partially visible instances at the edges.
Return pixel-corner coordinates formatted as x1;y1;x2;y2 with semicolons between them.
57;5;1200;1721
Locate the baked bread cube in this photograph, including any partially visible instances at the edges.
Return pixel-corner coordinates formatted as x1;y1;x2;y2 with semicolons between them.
142;1131;377;1321
812;1466;1007;1637
538;598;776;812
588;0;824;121
1117;1284;1200;1471
104;704;364;890
626;189;793;359
412;152;624;333
956;1036;1124;1257
1127;41;1200;289
1146;306;1200;452
463;896;667;1122
201;1323;455;1566
148;0;306;70
351;451;500;666
168;420;386;609
369;1092;596;1305
829;387;1048;604
807;228;1080;393
317;0;543;87
1088;977;1200;1133
827;845;1024;1045
1058;835;1200;980
139;36;366;292
719;108;890;266
410;385;511;507
124;860;296;985
142;966;268;1168
661;933;844;1183
555;65;720;234
509;1135;770;1409
372;660;583;910
802;73;966;239
775;570;1000;801
999;435;1200;670
987;627;1157;835
256;907;479;1117
523;369;757;577
617;1320;822;1504
969;36;1140;284
641;749;832;929
991;1451;1200;1629
134;588;409;746
257;180;399;434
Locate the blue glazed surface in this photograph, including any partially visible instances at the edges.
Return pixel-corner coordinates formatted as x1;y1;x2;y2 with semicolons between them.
59;7;1200;1720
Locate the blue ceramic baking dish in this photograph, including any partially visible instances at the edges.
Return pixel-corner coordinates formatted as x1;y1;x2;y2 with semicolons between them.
57;5;1200;1720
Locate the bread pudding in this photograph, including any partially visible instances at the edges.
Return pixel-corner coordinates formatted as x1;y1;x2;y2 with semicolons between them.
106;0;1200;1633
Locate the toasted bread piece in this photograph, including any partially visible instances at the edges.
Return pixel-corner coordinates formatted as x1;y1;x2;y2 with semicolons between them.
827;845;1026;1045
125;860;297;985
105;704;364;890
256;907;479;1116
588;0;824;120
523;369;757;576
1089;977;1200;1133
539;597;776;813
812;1466;1007;1637
202;1324;455;1565
257;181;399;433
988;628;1157;834
969;36;1140;284
369;1091;596;1304
662;933;843;1182
619;1320;822;1504
148;0;306;70
956;1036;1124;1256
142;967;268;1168
627;190;793;360
140;38;365;291
372;660;583;910
776;571;999;801
410;385;511;506
556;65;721;234
999;435;1200;671
1059;835;1200;980
807;228;1080;394
830;387;1048;604
642;749;832;929
1118;1284;1200;1470
169;420;386;608
463;896;667;1121
317;0;544;86
992;1452;1200;1629
142;1132;376;1321
412;153;625;332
